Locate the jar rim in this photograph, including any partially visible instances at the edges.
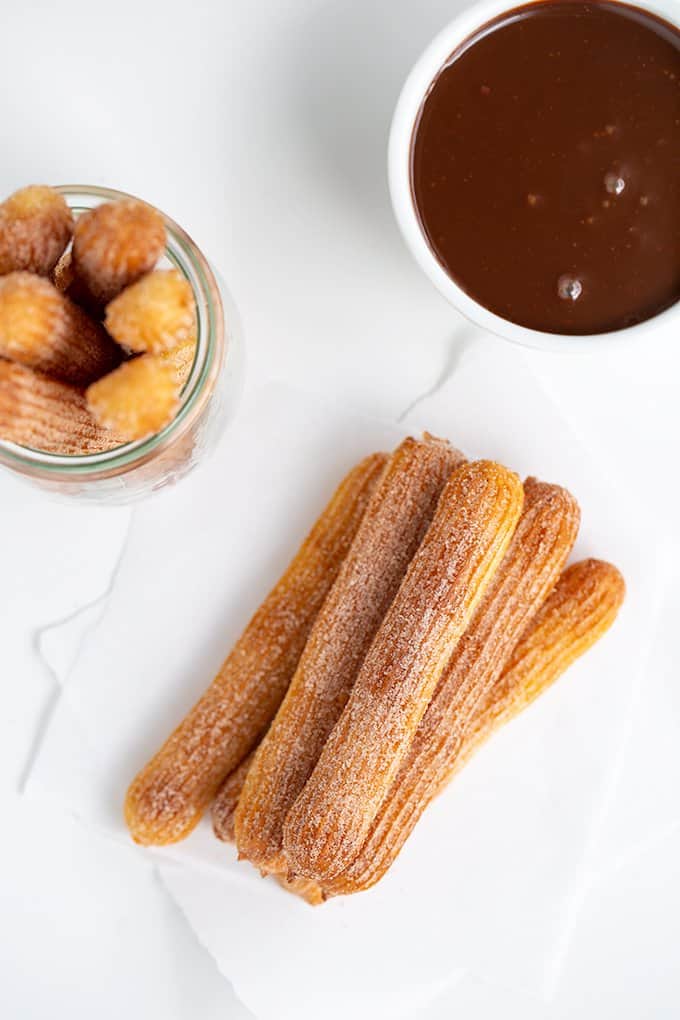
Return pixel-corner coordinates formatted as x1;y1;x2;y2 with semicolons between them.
0;184;226;480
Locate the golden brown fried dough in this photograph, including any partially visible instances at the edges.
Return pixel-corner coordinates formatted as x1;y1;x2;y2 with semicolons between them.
323;478;582;896
105;270;196;354
212;751;325;903
86;355;180;441
234;436;465;872
0;186;73;276
71;199;166;309
0;272;121;387
0;359;123;455
465;558;626;754
284;460;524;882
124;452;388;846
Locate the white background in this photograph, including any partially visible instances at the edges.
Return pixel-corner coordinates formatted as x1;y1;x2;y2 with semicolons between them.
1;1;678;1017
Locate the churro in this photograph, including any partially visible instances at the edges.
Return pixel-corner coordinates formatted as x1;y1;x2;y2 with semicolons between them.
86;355;180;441
0;359;123;455
455;559;625;765
284;459;524;882
105;270;196;354
0;185;73;276
212;751;326;904
71;199;166;309
323;477;581;896
0;272;122;386
124;452;388;846
234;436;464;872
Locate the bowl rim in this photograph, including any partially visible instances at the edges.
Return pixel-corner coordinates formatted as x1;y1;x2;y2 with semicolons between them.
387;0;680;352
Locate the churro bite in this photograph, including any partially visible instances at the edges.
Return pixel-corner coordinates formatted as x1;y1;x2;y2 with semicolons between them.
105;270;196;354
71;199;166;309
0;359;122;455
0;271;121;386
0;185;73;276
86;355;180;442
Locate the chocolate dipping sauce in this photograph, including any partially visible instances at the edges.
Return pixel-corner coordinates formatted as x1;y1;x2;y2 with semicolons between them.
412;1;680;334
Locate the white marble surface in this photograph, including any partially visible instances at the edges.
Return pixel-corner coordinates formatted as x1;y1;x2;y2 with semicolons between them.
1;1;678;1017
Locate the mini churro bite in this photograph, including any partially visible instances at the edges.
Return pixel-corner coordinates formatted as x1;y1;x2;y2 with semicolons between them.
0;272;121;386
0;359;122;455
105;269;196;354
71;199;166;309
86;355;180;441
0;185;74;276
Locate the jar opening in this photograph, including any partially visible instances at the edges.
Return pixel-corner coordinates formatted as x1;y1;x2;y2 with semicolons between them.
0;184;225;479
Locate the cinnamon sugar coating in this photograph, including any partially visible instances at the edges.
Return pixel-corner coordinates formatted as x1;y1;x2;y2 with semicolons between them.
234;436;464;872
71;199;166;309
283;459;524;882
86;355;180;441
0;272;122;386
0;359;123;454
323;477;581;896
105;270;196;355
124;453;388;846
0;186;73;276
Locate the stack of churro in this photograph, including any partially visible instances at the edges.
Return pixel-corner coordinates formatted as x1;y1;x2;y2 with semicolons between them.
0;184;197;455
125;440;625;904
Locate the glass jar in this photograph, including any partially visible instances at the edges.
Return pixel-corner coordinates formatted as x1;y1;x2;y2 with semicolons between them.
0;185;244;503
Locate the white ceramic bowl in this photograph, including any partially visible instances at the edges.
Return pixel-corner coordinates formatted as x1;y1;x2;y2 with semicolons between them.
388;0;680;352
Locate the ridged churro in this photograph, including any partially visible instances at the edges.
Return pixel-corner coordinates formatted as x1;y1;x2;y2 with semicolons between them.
284;460;524;882
212;751;326;904
323;477;581;896
0;185;73;276
467;558;626;747
0;359;123;455
0;272;122;387
105;270;196;354
124;452;388;846
235;436;464;872
71;199;166;309
86;355;181;441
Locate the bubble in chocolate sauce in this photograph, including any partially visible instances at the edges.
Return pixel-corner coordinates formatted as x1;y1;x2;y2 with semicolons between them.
557;274;583;301
604;171;626;195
